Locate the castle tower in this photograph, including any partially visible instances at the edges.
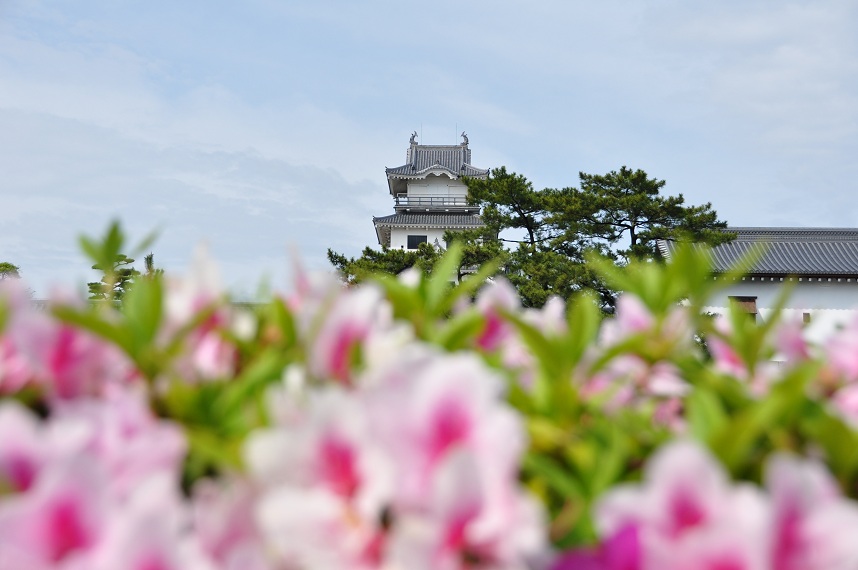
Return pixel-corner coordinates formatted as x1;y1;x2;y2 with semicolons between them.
372;132;489;250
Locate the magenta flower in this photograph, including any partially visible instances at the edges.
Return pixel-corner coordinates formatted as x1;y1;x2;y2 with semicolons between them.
595;440;769;570
767;454;858;570
0;458;106;567
552;524;641;570
192;477;271;570
0;286;133;398
0;389;215;569
246;346;546;568
246;387;393;568
831;384;858;428
772;317;811;364
307;286;392;384
387;448;545;570
0;402;45;492
474;279;520;352
48;385;187;499
600;295;655;346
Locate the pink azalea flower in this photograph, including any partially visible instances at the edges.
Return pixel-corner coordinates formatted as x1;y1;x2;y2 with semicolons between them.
499;296;567;391
89;473;215;570
475;279;520;352
189;329;236;380
825;316;858;382
0;458;107;566
364;351;523;510
767;454;858;570
523;295;568;336
159;247;240;383
47;324;134;398
0;389;214;570
0;402;45;492
387;449;545;570
246;387;392;567
652;398;685;433
600;295;654;346
0;336;32;394
582;355;688;415
773;318;811;364
7;311;133;398
192;477;271;570
707;318;748;378
256;486;384;569
552;524;640;570
598;295;693;360
165;245;223;324
49;385;187;500
831;384;858;428
247;344;546;568
595;440;769;570
307;286;392;384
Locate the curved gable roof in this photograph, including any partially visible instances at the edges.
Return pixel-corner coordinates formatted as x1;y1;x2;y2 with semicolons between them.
385;142;489;195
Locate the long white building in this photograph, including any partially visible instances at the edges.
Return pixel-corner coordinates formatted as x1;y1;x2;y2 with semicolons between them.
661;227;858;342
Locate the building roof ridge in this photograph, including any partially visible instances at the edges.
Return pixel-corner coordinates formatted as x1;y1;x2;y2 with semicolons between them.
410;143;468;149
727;227;858;242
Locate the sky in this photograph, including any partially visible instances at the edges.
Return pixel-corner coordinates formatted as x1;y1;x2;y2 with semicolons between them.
1;1;857;298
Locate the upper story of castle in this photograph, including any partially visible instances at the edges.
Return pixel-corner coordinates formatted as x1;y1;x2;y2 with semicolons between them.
383;132;489;214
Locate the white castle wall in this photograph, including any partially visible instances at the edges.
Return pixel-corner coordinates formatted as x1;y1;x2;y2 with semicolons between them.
389;227;448;250
406;174;467;197
705;278;858;343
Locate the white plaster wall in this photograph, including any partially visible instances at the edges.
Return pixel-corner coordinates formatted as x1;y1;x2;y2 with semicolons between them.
705;278;858;343
389;227;448;250
407;174;466;197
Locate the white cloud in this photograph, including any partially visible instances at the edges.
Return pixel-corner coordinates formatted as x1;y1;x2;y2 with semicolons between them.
0;109;386;297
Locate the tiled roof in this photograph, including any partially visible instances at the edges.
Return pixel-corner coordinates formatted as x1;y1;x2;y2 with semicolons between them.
660;227;858;276
385;144;489;179
373;213;483;227
372;212;483;248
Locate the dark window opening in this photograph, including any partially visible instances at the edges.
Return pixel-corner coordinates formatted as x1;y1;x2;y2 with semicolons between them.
729;296;758;323
803;312;812;324
407;235;428;249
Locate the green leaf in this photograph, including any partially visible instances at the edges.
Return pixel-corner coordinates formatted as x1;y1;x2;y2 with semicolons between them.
686;387;728;442
523;452;585;499
803;411;858;483
214;349;286;421
502;310;565;413
78;235;102;265
52;306;133;355
711;370;808;473
269;297;297;347
426;242;463;312
564;291;602;363
432;311;485;351
587;425;629;496
436;257;501;315
122;274;163;349
184;426;243;477
130;227;161;257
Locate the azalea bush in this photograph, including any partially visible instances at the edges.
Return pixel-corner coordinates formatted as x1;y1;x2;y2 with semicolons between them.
2;223;858;569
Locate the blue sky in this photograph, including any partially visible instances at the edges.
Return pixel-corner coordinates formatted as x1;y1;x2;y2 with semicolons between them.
2;1;857;297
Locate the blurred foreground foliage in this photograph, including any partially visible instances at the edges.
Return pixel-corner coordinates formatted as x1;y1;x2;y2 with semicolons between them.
5;222;858;552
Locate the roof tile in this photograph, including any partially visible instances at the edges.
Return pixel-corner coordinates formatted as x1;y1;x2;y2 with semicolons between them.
372;213;483;227
661;227;858;276
385;144;489;179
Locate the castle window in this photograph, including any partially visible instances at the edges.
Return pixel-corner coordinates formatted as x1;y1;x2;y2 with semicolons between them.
729;296;758;323
407;235;428;249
